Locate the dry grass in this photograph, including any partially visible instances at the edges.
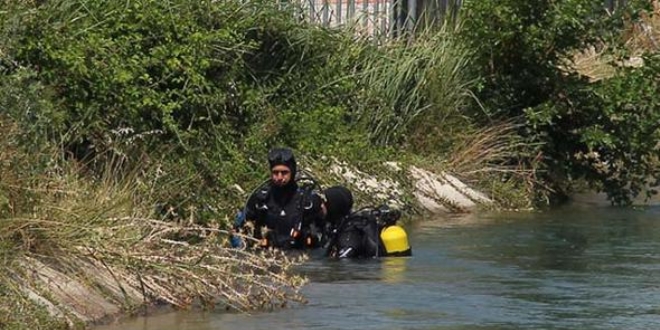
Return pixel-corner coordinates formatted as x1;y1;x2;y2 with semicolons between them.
571;1;659;81
623;1;660;53
436;121;548;209
570;45;618;81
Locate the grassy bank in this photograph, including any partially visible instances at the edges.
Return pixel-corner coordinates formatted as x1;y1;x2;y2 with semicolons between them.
0;116;309;329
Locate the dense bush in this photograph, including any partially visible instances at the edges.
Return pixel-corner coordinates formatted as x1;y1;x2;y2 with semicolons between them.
5;0;655;214
0;0;378;222
11;0;363;149
460;0;660;204
528;53;660;204
0;0;487;218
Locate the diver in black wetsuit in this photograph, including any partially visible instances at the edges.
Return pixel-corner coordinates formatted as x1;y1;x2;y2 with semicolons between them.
242;148;324;250
322;187;412;259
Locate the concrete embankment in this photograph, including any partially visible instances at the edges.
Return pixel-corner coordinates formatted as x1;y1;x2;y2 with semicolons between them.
329;161;492;213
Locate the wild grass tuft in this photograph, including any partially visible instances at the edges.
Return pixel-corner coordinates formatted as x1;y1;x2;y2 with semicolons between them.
417;121;548;210
354;22;476;148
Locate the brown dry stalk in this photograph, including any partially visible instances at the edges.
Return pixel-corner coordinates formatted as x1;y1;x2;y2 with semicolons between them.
571;2;659;81
2;214;309;325
446;122;532;174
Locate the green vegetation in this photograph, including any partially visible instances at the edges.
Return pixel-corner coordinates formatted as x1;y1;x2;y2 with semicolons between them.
459;0;660;204
0;0;658;328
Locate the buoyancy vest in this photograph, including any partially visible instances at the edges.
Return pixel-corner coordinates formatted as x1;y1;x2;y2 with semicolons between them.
333;212;381;258
250;182;319;249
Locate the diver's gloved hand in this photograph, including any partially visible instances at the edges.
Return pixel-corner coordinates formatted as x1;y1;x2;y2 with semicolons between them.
230;210;246;249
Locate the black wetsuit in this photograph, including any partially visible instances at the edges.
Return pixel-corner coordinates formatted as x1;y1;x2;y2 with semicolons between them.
328;206;410;258
327;209;383;258
244;182;323;249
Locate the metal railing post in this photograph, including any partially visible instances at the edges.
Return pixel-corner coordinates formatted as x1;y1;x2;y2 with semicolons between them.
407;0;416;33
322;0;329;26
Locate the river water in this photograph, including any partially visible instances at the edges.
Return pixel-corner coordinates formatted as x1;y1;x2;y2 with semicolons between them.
96;203;660;330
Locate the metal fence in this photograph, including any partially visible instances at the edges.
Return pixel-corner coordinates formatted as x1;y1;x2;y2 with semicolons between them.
605;0;628;12
292;0;628;39
294;0;461;38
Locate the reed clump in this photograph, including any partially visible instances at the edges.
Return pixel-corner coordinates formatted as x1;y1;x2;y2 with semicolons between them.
440;121;548;209
354;23;476;148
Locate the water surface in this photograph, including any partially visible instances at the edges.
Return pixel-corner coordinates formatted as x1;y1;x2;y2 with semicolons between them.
96;204;660;330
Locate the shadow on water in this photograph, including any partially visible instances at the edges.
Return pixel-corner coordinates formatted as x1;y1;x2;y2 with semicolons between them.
295;255;411;284
96;202;660;330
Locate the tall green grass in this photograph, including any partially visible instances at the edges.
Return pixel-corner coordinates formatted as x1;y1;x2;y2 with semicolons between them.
346;21;541;208
354;23;476;148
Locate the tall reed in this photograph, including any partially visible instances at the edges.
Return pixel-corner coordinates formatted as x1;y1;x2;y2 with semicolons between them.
354;22;476;149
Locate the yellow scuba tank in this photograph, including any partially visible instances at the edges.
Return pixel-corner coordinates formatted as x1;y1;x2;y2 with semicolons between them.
380;225;412;256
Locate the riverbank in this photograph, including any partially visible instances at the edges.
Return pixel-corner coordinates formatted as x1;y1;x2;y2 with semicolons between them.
7;152;659;329
16;160;490;328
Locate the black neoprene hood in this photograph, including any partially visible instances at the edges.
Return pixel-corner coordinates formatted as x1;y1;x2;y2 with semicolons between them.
268;147;297;177
323;186;354;220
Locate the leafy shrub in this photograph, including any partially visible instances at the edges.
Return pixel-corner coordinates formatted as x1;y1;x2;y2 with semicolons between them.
460;0;659;204
527;53;660;204
1;0;382;222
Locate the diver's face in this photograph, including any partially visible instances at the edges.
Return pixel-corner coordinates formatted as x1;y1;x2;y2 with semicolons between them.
271;165;292;187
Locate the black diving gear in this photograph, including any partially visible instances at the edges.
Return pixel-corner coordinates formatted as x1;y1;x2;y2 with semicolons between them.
243;148;323;250
327;205;411;258
244;181;323;249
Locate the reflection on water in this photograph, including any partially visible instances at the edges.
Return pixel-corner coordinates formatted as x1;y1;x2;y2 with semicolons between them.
96;204;660;330
294;255;411;285
381;257;409;284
